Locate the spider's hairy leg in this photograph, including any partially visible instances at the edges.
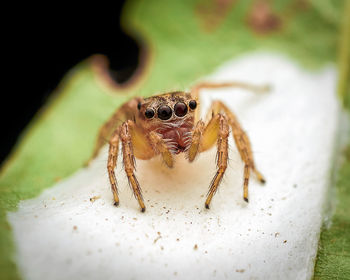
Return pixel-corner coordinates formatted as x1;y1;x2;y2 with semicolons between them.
149;132;174;168
215;101;266;202
204;114;229;209
191;81;269;122
187;111;229;208
90;97;142;163
191;81;269;99
120;121;146;212
107;128;121;207
253;169;266;184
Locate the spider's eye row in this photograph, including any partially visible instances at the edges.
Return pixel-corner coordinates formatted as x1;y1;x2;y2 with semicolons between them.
157;105;172;120
174;102;188;117
145;108;155;119
189;100;197;110
137;102;141;110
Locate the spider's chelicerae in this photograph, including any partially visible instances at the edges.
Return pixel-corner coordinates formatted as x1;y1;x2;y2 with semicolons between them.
91;81;267;212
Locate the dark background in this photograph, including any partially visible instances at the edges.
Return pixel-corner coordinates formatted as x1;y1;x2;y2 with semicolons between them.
2;2;139;164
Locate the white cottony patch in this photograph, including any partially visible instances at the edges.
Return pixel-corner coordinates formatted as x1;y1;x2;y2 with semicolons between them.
8;53;340;280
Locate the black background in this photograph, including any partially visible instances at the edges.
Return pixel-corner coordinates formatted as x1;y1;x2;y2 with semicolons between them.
2;2;139;164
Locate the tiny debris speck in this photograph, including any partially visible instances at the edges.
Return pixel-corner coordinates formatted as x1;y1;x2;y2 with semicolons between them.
89;195;101;202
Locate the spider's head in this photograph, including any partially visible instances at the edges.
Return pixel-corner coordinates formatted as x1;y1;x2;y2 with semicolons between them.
136;91;198;153
137;91;197;126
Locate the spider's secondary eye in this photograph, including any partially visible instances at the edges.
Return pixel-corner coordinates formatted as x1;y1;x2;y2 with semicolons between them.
157;105;172;120
145;108;155;119
174;102;188;117
189;100;197;110
137;102;141;110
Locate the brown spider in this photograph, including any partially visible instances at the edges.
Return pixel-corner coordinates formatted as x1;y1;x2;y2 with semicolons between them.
90;81;267;212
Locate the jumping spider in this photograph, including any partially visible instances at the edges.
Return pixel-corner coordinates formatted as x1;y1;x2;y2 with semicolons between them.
90;81;267;212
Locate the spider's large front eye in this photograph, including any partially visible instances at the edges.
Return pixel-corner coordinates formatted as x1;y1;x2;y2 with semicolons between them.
145;108;155;119
174;102;188;117
157;105;172;120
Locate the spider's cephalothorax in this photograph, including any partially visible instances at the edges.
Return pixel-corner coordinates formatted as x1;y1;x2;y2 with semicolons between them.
90;82;267;212
137;92;197;154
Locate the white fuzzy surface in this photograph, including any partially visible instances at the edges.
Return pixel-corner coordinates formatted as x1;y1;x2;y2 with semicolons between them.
8;53;339;280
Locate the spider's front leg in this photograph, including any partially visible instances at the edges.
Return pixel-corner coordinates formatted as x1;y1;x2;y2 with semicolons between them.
108;119;174;212
120;121;146;212
188;113;230;209
205;114;230;209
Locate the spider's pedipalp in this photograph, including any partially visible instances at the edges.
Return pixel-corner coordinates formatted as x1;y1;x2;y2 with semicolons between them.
187;120;204;162
149;132;174;168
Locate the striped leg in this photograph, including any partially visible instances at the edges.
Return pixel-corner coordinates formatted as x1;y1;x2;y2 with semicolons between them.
216;101;266;202
120;121;146;212
204;114;230;209
107;128;121;206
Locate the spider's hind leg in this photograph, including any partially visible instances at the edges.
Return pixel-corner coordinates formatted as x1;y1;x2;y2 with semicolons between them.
217;101;266;202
